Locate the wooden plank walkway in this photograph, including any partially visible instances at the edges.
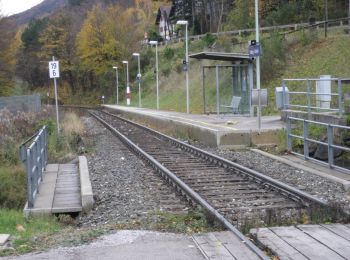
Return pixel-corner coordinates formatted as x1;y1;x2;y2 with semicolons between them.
251;224;350;260
192;231;260;260
24;164;82;215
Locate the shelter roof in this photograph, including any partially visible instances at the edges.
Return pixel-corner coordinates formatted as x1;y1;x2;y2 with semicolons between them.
189;52;252;63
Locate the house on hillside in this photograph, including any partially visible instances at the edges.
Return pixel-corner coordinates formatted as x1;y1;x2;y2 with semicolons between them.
155;5;174;41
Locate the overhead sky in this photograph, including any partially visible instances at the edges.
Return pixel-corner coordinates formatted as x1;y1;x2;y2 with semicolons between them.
1;0;44;15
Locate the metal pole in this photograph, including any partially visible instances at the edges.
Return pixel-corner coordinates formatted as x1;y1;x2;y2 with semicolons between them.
156;44;159;110
185;23;190;114
116;69;119;105
138;55;141;107
327;124;334;168
255;0;262;132
202;66;206;114
216;65;220;116
325;0;328;38
338;79;343;115
126;62;130;106
52;56;60;133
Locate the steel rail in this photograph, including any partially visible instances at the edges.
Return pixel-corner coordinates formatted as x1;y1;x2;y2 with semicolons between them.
100;109;328;207
89;110;270;260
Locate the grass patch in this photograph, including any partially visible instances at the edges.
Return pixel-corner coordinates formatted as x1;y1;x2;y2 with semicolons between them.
0;209;61;256
115;207;224;234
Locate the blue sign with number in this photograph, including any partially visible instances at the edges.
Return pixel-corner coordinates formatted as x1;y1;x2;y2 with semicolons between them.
248;43;262;58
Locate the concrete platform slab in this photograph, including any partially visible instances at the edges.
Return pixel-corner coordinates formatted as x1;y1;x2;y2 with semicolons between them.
252;149;350;190
103;105;285;148
0;234;10;246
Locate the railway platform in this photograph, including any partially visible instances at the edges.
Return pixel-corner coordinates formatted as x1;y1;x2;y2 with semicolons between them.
103;105;284;148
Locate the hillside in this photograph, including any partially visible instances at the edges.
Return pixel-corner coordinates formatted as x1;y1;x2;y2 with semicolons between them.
137;32;350;114
9;0;68;27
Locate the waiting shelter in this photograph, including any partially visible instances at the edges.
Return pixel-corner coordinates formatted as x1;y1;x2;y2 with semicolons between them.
189;52;254;116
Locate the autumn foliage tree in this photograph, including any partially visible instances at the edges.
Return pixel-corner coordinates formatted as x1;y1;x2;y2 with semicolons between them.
76;4;146;91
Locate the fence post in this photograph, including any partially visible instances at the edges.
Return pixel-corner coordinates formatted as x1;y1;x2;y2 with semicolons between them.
26;148;33;208
303;120;309;159
287;117;292;151
282;80;286;109
44;126;48;167
327;124;334;168
338;79;343;116
306;79;311;115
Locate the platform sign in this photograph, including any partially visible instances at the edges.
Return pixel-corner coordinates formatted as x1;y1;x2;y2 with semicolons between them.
49;56;60;133
49;61;60;78
248;43;262;58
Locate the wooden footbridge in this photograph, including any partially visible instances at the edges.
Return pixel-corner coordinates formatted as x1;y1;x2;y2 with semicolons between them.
20;126;93;216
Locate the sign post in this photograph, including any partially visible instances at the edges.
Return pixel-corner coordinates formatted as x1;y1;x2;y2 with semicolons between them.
49;56;60;133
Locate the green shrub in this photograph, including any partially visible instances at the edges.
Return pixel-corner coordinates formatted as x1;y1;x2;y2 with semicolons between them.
163;47;175;59
0;166;26;209
261;31;286;82
201;33;217;47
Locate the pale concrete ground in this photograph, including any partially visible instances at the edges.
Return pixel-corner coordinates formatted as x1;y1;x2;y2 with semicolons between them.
2;231;205;260
104;105;284;132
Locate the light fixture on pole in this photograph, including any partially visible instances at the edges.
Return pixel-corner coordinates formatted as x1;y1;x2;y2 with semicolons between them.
122;60;130;106
176;20;190;114
132;53;142;108
149;41;159;110
112;66;119;105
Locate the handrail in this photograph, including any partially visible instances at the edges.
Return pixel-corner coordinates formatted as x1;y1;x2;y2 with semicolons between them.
281;78;347;115
287;117;350;174
20;126;48;208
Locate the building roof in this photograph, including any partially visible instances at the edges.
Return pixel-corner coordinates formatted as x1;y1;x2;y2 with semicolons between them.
189;52;253;63
155;6;172;25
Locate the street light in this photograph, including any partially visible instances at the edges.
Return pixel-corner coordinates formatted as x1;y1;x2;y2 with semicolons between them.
112;66;119;105
122;60;130;106
177;20;189;114
132;52;142;107
254;0;262;132
149;40;159;110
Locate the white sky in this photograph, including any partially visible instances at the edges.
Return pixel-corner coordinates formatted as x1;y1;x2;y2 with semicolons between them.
1;0;44;16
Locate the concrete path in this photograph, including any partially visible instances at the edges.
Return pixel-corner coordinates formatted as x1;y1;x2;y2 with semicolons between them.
3;231;205;260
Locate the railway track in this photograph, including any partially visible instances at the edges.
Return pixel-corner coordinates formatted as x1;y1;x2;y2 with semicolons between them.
88;109;348;259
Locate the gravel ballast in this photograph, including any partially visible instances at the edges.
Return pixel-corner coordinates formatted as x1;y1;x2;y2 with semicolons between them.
78;114;350;228
77;117;189;227
192;143;350;213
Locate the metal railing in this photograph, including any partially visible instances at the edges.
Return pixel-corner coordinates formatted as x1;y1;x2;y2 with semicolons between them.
0;94;41;114
149;17;350;46
281;77;350;115
20;126;48;208
287;117;350;174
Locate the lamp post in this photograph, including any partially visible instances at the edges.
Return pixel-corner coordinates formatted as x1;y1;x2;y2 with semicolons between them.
254;0;262;132
122;60;130;106
112;66;119;105
149;41;159;110
176;20;189;114
132;53;142;107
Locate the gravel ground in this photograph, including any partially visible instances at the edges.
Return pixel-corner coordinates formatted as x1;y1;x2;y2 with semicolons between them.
191;142;350;213
77;117;189;227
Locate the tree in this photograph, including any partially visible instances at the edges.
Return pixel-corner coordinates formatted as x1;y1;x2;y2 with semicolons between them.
76;4;146;91
16;18;49;88
39;13;77;92
0;18;17;96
